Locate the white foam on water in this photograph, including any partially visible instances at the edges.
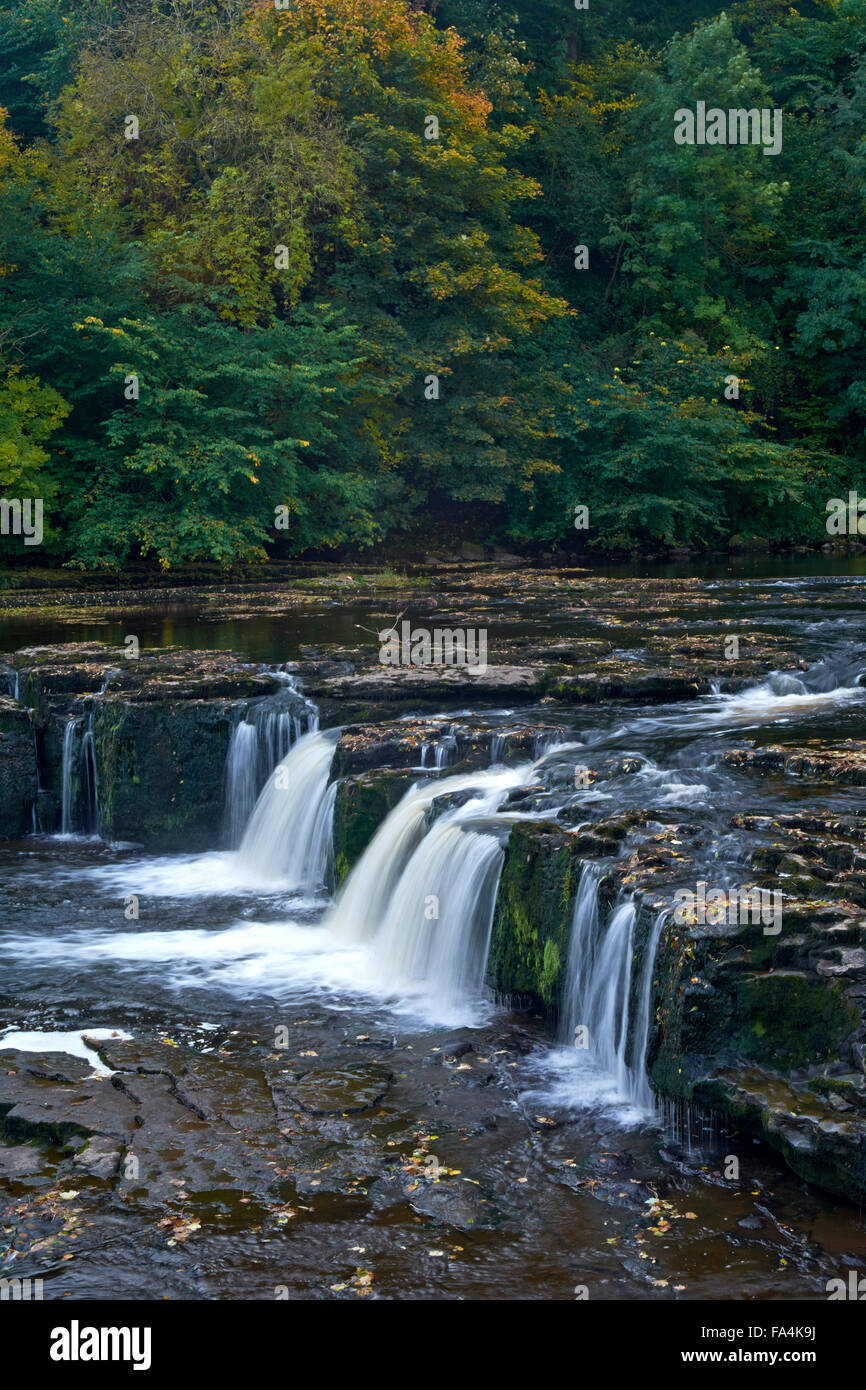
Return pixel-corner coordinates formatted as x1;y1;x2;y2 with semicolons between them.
0;1028;131;1076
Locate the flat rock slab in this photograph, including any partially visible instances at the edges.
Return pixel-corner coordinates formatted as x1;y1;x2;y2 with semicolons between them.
0;1049;94;1084
0;1051;138;1144
408;1179;497;1230
725;742;866;786
284;1064;393;1115
72;1135;122;1179
0;1142;47;1176
313;666;545;703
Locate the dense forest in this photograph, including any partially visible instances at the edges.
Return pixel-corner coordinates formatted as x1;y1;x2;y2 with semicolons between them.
0;0;864;568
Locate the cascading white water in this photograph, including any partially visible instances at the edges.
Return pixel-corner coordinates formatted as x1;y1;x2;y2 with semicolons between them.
268;710;294;768
326;763;530;947
560;862;602;1044
560;863;662;1108
321;762;535;1020
630;910;667;1110
60;717;80;835
80;728;99;834
582;899;637;1097
224;720;261;848
222;678;320;848
363;791;509;1019
59;700;101;838
71;670;114;838
432;735;457;768
326;783;431;943
420;734;457;770
236;728;339;890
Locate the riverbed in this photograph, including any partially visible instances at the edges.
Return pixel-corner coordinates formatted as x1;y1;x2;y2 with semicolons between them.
1;564;865;1299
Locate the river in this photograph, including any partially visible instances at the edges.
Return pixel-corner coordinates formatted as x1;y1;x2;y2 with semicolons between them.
1;566;865;1299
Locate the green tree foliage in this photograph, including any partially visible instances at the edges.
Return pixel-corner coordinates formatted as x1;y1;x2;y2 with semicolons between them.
550;336;826;551
0;0;863;566
0;365;69;500
66;295;379;567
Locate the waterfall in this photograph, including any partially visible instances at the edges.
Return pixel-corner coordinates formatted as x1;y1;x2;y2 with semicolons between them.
420;734;457;770
60;708;99;838
222;682;320;847
224;720;261;848
1;667;20;701
561;864;661;1108
365;800;506;1016
80;729;99;835
433;734;457;768
235;728;339;890
327;763;528;946
630;910;667;1110
325;763;529;1018
534;732;564;759
325;782;434;942
52;672;119;839
270;667;319;730
60;718;80;835
31;720;39;832
583;899;637;1097
560;863;602;1045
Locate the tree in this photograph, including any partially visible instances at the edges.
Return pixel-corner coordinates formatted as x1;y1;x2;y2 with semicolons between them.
549;336;824;552
602;14;790;357
250;0;570;531
66;294;379;567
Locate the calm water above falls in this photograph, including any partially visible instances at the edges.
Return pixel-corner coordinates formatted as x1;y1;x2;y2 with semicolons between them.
2;572;866;1299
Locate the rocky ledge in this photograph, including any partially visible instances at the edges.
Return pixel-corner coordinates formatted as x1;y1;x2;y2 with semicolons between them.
483;777;866;1203
0;644;292;850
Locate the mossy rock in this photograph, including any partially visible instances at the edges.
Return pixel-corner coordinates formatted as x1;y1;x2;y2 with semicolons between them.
331;769;417;884
0;701;36;838
486;822;583;1009
732;971;859;1069
93;699;234;850
694;1068;866;1203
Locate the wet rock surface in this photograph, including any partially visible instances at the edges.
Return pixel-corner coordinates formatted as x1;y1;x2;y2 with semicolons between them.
0;697;37;837
2;1020;865;1299
726;741;866;786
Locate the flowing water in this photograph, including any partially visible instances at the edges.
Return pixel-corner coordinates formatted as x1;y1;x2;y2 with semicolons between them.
2;571;866;1298
59;717;79;836
235;729;339;891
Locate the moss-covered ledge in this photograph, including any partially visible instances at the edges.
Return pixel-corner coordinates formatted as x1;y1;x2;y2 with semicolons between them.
93;699;237;851
330;768;418;885
488;822;603;1009
0;697;37;837
693;1068;866;1205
